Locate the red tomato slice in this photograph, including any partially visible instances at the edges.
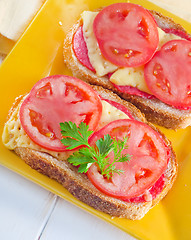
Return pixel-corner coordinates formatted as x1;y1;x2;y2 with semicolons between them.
20;75;102;151
93;3;159;67
144;40;191;109
87;119;169;200
73;26;95;72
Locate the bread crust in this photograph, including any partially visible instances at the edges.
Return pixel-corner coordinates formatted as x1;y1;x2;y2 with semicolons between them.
4;85;177;220
63;10;191;129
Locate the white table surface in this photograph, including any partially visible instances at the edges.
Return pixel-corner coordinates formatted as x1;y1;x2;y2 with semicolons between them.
0;165;136;240
1;0;191;239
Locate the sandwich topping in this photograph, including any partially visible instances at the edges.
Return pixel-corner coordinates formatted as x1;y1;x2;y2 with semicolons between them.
73;3;191;109
144;39;191;109
60;121;131;178
2;77;130;159
93;3;159;68
60;119;169;200
19;75;102;152
86;119;169;200
3;75;170;202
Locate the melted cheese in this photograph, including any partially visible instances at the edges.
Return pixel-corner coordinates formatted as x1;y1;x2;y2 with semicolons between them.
2;98;129;159
110;66;152;94
98;100;129;129
158;27;181;48
81;11;118;77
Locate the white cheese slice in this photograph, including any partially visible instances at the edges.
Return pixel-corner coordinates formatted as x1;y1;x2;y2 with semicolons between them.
0;0;44;41
98;100;129;129
2;99;129;159
81;11;118;77
110;66;152;94
158;27;181;49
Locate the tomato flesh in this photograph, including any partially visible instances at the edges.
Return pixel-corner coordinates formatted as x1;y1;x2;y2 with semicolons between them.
144;40;191;109
93;3;159;67
126;174;165;202
87;119;169;200
20;75;102;151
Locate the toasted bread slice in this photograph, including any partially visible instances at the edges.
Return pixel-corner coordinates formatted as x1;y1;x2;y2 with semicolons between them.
2;85;177;220
63;10;191;129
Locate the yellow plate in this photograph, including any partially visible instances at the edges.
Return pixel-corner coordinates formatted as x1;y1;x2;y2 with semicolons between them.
0;0;191;239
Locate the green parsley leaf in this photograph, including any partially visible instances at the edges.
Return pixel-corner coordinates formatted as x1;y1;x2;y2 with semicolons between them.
113;136;131;163
60;121;93;149
78;163;94;173
60;121;131;179
95;134;113;157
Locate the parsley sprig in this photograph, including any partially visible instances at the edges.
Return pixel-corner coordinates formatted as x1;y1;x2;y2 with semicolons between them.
60;121;131;179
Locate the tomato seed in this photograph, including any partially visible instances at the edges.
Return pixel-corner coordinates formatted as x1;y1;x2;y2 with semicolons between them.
124;50;133;58
45;132;54;138
113;49;119;54
187;85;191;96
165;44;177;52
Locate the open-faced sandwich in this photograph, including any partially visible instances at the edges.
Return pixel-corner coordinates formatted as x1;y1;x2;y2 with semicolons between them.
63;2;191;129
2;75;177;220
